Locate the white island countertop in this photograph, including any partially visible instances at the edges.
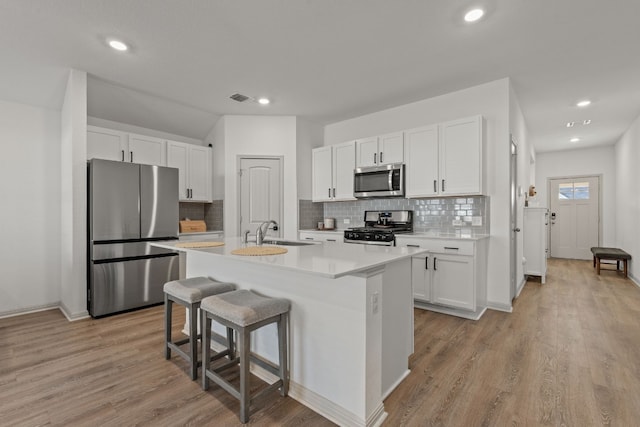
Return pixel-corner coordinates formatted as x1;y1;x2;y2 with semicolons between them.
154;237;425;279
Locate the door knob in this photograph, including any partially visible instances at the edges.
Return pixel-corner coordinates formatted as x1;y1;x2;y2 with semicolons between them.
513;227;521;232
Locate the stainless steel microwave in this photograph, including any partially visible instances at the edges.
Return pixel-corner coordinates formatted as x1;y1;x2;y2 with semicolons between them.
353;163;405;198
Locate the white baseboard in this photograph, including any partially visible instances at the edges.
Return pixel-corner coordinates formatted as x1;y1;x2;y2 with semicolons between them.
250;360;384;427
382;369;410;400
629;274;640;288
515;277;527;298
486;301;513;313
414;301;487;320
0;302;59;320
58;303;90;321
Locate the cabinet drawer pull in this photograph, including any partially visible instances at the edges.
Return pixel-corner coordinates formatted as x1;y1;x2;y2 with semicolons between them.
304;237;314;240
327;239;336;242
407;244;420;248
444;247;459;250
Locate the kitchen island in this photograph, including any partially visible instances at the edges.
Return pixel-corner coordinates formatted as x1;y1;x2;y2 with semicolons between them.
154;237;424;427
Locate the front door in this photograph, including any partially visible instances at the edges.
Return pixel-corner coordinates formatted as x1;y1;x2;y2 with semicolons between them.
549;176;600;259
239;157;282;238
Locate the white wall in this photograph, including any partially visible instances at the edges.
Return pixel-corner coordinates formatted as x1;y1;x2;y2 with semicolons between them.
215;115;298;239
59;69;88;319
296;118;324;200
207;117;226;200
325;79;513;310
614;114;640;282
535;145;616;247
0;99;61;316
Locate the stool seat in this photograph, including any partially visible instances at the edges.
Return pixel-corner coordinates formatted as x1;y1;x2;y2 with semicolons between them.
164;276;235;303
201;289;290;327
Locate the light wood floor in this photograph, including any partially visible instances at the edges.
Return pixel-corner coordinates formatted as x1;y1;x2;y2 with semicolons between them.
1;259;639;426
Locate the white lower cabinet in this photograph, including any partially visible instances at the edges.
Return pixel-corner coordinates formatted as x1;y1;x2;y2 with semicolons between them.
399;236;488;320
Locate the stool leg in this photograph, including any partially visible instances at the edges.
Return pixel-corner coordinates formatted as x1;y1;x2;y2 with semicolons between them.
164;294;172;360
202;312;212;390
239;327;251;424
226;327;235;360
189;303;198;380
278;313;289;397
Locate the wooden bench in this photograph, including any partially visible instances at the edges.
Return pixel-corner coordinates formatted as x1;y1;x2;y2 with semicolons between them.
590;247;632;277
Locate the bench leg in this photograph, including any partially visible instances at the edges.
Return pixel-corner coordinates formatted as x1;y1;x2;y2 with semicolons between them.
593;255;596;268
596;258;601;275
624;260;628;278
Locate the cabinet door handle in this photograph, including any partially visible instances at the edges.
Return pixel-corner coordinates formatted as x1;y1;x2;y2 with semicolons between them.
190;189;193;198
433;180;437;193
379;151;383;163
304;237;314;240
327;239;337;242
442;179;445;192
373;152;377;164
425;256;429;270
328;188;331;198
444;247;459;250
130;151;133;162
121;150;125;162
186;189;190;198
332;188;336;198
434;257;437;270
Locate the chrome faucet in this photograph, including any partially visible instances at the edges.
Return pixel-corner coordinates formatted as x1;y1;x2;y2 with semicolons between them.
256;220;279;245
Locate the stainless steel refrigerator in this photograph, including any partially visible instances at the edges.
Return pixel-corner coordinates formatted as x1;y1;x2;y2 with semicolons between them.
88;159;180;317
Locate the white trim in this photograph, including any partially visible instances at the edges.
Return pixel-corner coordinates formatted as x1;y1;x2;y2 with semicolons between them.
0;303;59;320
382;369;410;400
414;302;487;320
250;362;383;427
515;276;527;298
58;303;90;321
486;301;513;313
629;274;640;288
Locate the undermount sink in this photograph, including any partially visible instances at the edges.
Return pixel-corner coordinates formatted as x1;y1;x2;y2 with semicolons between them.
262;239;318;246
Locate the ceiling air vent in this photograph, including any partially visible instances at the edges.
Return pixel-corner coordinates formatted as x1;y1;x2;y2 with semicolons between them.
230;93;250;102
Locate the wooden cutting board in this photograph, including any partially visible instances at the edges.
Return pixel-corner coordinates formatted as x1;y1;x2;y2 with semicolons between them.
179;220;206;233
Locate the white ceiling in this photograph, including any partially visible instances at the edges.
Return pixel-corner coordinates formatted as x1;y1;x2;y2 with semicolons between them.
1;0;639;152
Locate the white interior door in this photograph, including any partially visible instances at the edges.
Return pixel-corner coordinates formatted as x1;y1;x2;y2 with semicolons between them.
239;157;282;238
549;176;599;259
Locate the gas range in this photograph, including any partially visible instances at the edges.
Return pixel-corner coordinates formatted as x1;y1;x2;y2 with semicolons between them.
344;210;413;246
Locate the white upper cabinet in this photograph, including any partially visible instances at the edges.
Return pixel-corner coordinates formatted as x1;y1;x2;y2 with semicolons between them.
355;133;404;167
332;141;356;200
87;126;167;166
167;141;211;202
406;115;484;197
439;115;483;195
87;126;128;162
127;133;167;166
312;141;356;202
405;125;439;197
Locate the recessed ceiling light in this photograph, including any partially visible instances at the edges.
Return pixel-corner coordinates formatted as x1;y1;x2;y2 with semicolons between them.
570;137;580;143
576;100;591;108
583;119;591;125
257;97;270;105
108;39;128;51
566;122;575;128
464;8;485;22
